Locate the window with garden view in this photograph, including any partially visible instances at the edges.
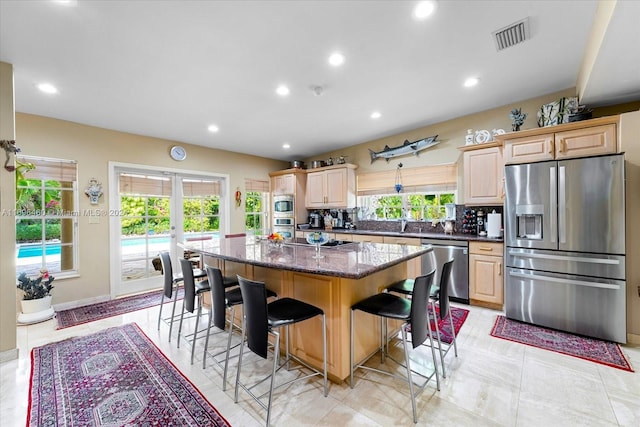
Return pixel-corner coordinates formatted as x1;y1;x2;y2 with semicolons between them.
15;156;78;277
244;178;269;237
357;191;456;220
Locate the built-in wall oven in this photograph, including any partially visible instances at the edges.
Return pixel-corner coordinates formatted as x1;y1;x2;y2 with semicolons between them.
273;194;295;239
273;194;294;217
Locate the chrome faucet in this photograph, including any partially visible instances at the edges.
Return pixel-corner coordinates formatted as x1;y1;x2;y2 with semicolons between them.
401;218;407;233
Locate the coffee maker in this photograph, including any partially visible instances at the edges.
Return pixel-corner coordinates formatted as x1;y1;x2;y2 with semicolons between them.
309;212;322;228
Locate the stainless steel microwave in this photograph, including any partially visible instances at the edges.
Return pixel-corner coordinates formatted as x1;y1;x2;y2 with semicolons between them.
274;195;294;215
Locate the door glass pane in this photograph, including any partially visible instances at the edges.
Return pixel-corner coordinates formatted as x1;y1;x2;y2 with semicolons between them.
119;175;172;283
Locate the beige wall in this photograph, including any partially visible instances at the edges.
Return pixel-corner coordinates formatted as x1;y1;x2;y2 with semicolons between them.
312;88;576;202
0;62;17;358
620;110;640;342
14;113;287;307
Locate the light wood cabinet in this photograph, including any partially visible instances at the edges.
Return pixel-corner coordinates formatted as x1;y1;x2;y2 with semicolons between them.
461;143;504;205
349;234;384;243
499;116;619;164
383;236;422;279
469;241;503;308
305;164;357;209
271;173;296;195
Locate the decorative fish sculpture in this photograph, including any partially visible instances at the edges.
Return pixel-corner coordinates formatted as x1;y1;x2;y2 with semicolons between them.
368;135;439;163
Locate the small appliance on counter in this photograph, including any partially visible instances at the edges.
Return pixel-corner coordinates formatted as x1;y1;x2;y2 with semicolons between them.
309;212;322;228
476;209;486;236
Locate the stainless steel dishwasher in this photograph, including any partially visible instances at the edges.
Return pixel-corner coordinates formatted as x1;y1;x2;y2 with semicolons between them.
421;238;469;304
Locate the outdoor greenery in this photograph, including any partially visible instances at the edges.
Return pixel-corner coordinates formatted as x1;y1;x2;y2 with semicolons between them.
245;191;267;235
359;192;456;220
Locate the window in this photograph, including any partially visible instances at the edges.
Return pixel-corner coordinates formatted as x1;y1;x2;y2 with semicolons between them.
358;191;456;221
15;156;78;277
244;179;269;237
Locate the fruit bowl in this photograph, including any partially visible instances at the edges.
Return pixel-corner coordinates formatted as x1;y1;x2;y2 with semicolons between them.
305;231;329;245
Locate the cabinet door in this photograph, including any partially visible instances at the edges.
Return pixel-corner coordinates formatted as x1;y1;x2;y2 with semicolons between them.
503;134;554;164
469;253;503;305
555;124;617;159
325;168;348;206
350;234;384;243
463;147;504;205
305;172;326;208
274;174;295;195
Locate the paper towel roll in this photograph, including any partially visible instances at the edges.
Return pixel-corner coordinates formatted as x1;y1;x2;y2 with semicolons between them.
487;213;501;238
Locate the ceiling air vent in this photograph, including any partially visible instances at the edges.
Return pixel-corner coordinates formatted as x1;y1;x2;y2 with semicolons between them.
492;17;530;51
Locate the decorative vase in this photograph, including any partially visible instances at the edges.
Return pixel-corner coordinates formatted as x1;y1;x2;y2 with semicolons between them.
18;295;55;324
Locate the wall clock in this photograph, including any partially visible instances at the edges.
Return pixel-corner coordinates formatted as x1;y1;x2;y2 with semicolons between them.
170;145;187;161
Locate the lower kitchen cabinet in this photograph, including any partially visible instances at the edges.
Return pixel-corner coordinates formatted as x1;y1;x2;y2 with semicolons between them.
469;241;503;308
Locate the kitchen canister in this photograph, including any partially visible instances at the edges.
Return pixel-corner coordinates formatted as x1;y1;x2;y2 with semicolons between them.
487;211;502;238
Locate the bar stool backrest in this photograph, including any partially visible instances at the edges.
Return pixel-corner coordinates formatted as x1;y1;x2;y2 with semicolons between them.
409;269;437;349
438;259;455;321
237;275;270;359
159;251;174;299
206;266;227;330
179;258;196;313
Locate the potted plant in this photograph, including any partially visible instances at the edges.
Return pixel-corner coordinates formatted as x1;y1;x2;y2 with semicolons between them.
16;269;55;323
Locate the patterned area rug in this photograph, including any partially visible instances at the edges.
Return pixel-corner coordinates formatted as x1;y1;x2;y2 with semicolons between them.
28;323;231;426
56;288;183;329
408;306;469;344
491;315;634;372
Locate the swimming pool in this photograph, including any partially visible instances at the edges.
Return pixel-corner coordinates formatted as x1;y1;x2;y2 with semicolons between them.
17;234;217;258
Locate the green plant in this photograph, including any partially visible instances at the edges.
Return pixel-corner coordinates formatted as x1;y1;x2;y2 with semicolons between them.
17;270;55;300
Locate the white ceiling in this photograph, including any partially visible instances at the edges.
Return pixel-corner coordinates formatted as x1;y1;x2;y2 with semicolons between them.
1;1;639;162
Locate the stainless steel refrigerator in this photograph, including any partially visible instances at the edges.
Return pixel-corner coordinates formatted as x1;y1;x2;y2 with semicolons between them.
504;154;626;343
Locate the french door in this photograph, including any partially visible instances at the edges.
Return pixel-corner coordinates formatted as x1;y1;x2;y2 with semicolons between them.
109;164;226;297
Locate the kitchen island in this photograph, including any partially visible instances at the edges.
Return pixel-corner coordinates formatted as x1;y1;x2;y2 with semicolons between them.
180;235;431;382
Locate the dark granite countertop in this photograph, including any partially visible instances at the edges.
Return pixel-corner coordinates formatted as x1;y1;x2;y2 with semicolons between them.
310;228;503;243
180;236;432;279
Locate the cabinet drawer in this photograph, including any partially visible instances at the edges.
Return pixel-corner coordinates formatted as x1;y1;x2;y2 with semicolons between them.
469;241;503;256
383;236;421;246
350;234;384;243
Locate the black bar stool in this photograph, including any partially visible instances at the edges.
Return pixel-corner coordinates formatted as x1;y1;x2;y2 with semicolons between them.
387;259;458;378
177;258;211;358
350;270;439;424
202;266;276;390
157;251;207;342
234;275;327;427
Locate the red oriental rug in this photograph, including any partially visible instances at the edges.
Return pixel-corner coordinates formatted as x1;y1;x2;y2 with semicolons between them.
408;306;469;344
28;323;231;426
491;315;634;372
56;288;183;329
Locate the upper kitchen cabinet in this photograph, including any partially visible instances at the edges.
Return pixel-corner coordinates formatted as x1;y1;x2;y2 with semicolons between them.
305;164;357;209
460;142;504;206
499;116;619;164
269;168;307;222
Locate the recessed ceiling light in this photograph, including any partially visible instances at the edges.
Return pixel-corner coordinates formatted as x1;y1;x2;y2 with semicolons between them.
37;83;58;94
328;52;345;67
282;143;291;149
52;0;78;6
371;111;381;119
207;124;219;133
276;85;290;96
413;1;438;20
463;77;479;88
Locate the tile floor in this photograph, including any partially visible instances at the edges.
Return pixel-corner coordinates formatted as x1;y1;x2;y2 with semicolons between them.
1;302;639;426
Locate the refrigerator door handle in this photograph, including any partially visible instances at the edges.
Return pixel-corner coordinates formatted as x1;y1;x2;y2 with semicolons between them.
550;166;557;243
558;165;566;244
508;271;621;290
508;250;621;265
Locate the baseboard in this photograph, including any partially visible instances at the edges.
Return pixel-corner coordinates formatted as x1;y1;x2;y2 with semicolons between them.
53;295;111;311
0;348;19;364
626;333;640;346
